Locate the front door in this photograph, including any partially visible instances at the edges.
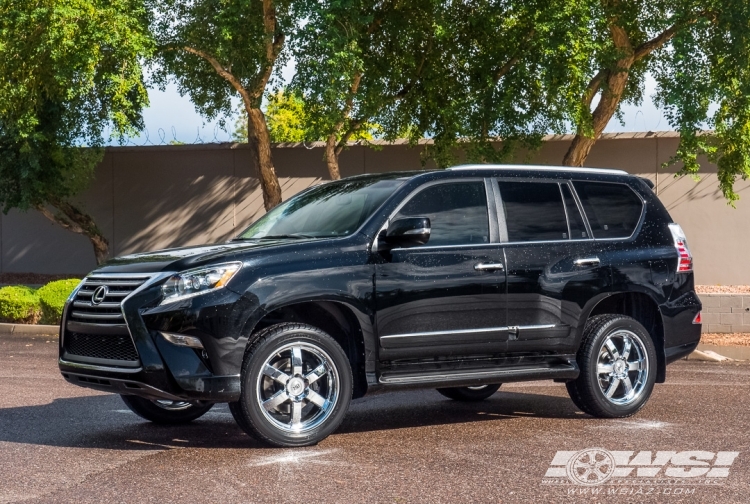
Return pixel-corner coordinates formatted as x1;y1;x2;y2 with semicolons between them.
495;179;612;355
375;180;508;360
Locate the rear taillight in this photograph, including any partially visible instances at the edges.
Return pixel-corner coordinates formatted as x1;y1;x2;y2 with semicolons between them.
668;223;693;273
693;312;702;324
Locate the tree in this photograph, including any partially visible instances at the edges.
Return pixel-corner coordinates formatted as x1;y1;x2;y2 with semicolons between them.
558;1;750;202
0;0;152;264
291;0;436;180
232;89;316;143
153;0;292;210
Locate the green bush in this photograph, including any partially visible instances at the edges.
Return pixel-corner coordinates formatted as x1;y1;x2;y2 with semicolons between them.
0;286;41;324
37;279;81;325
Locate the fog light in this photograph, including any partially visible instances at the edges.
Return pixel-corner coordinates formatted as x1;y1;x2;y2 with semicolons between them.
162;332;204;349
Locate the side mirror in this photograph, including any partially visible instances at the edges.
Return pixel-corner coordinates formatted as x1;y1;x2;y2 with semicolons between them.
382;217;431;248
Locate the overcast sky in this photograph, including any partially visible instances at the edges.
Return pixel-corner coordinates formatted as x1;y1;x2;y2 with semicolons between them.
128;66;672;146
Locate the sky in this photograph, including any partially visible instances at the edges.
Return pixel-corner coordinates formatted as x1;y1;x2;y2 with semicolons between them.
127;67;672;146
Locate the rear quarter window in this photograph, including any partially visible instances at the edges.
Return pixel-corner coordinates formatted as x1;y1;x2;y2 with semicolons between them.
572;181;643;239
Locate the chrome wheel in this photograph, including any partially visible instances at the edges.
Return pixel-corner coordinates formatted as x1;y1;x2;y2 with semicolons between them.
153;400;193;411
596;330;649;406
256;342;339;434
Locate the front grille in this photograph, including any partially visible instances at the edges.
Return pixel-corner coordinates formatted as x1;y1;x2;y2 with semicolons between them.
64;332;139;362
69;275;151;325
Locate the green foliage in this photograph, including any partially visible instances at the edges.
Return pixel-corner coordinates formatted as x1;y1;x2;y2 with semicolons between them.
233;90;317;143
0;0;153;213
0;286;41;324
152;0;293;122
37;279;81;325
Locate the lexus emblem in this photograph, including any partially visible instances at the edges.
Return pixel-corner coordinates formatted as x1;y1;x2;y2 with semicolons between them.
91;285;108;305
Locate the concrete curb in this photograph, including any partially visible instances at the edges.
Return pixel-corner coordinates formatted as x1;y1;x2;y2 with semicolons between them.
695;343;750;361
0;323;59;336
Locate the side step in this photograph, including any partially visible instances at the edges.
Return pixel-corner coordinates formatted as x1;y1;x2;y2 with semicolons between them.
378;363;579;388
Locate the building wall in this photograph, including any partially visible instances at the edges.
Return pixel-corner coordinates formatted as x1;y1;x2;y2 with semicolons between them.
1;132;747;285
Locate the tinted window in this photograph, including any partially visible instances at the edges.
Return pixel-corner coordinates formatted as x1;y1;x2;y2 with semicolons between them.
395;182;489;246
573;181;643;239
498;181;568;242
237;178;404;239
561;183;588;239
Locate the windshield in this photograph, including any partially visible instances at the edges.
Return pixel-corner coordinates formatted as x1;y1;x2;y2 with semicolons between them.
236;177;405;240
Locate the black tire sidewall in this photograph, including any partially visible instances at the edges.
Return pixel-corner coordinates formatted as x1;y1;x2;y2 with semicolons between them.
437;384;501;401
120;395;213;424
239;324;353;447
580;316;657;417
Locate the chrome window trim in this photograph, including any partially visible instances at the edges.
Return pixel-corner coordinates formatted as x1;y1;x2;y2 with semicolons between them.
559;183;573;240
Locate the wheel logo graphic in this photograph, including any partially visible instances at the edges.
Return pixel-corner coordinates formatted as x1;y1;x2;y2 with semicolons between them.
566;448;616;485
91;285;108;305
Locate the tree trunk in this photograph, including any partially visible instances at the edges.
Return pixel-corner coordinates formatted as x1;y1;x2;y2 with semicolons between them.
38;200;109;265
325;134;342;181
563;26;635;167
247;108;282;210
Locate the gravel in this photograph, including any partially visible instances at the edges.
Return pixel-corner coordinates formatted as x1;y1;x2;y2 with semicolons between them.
701;333;750;346
695;285;750;294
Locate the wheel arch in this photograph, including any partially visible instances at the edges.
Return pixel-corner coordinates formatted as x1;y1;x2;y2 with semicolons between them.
587;291;666;383
246;300;372;398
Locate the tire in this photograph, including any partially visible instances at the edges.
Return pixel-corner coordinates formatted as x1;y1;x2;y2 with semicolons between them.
234;323;353;447
566;314;657;418
437;384;501;402
120;395;214;424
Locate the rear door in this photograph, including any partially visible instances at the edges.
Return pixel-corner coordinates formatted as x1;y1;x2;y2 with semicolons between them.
375;179;508;360
496;179;612;355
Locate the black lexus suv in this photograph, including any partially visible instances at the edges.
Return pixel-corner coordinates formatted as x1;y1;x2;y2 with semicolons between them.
59;165;702;447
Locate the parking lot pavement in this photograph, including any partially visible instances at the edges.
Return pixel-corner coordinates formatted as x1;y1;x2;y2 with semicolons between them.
2;333;750;504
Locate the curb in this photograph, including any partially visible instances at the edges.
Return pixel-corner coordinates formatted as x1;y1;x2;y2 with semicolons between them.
694;343;750;361
0;323;59;336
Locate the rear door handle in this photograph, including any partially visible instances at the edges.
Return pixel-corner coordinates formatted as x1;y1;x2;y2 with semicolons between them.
474;262;504;271
574;257;601;267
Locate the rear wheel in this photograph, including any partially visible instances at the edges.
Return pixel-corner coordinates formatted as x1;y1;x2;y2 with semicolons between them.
120;395;214;424
437;384;501;402
233;323;353;447
566;314;657;418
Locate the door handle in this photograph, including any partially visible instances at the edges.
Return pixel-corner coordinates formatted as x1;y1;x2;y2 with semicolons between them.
474;263;504;272
574;257;601;267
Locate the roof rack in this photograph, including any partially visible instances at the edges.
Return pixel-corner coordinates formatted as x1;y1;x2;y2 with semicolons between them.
446;164;628;175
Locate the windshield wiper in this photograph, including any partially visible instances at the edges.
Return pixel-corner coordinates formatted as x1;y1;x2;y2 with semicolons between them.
232;234;316;241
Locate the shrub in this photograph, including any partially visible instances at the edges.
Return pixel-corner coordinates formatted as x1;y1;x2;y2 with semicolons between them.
37;279;81;325
0;286;41;324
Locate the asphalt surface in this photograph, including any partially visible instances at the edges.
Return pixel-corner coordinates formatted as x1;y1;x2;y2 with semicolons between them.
2;333;750;503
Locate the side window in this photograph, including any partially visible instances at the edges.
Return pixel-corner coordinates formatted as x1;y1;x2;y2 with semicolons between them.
573;181;643;239
395;182;489;246
497;181;569;242
561;183;588;239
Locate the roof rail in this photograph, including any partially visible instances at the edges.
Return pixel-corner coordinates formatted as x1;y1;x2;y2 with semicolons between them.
446;164;628;175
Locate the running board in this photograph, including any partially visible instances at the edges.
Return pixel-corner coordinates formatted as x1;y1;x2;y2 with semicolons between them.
378;364;579;388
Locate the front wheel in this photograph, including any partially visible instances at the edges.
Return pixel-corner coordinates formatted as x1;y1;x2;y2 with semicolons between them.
234;323;353;447
566;314;657;418
437;384;501;402
120;395;214;424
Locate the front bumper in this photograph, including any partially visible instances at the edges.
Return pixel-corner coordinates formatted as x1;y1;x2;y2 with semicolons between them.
58;273;254;403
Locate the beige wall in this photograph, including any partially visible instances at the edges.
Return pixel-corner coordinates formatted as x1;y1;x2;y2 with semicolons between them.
1;132;746;285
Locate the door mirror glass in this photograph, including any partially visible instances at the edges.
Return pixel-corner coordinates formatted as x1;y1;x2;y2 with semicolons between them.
384;217;431;248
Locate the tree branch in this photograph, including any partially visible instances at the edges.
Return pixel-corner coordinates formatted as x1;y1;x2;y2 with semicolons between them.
582;69;609;110
633;11;714;61
181;46;254;110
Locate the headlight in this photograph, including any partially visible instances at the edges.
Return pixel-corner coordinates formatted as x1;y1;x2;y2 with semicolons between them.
160;262;242;305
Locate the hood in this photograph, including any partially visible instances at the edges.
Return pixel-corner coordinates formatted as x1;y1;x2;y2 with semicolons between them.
91;240;294;275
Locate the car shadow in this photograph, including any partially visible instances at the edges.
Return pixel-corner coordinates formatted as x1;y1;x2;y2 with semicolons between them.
0;388;581;450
